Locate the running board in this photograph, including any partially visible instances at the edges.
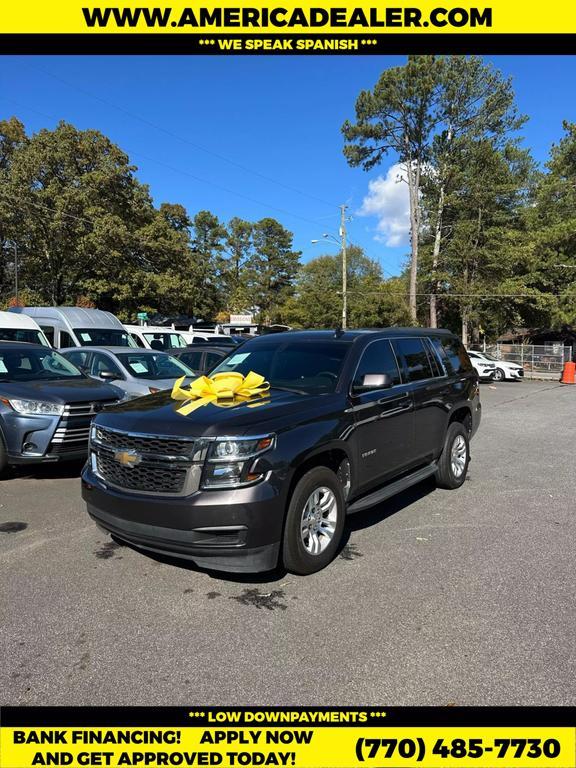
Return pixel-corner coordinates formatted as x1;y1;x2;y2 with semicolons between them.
346;463;438;515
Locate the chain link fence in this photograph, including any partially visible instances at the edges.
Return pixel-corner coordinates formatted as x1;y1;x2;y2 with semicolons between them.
483;343;573;379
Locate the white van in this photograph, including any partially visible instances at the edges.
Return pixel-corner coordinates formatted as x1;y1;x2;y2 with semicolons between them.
9;307;136;349
0;310;51;347
124;325;189;351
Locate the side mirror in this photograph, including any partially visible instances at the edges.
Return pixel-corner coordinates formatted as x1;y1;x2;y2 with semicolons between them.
99;371;117;381
353;373;392;393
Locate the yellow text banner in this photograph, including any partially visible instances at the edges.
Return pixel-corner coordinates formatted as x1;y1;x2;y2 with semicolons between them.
2;0;576;35
1;727;575;768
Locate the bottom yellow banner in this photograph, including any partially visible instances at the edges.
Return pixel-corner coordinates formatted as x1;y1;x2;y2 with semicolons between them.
1;727;574;768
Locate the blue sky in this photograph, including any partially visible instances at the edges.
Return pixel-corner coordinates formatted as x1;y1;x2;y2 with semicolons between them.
1;55;575;276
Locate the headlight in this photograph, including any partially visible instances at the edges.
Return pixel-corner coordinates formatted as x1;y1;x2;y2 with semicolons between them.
202;435;275;489
6;399;65;416
208;436;274;461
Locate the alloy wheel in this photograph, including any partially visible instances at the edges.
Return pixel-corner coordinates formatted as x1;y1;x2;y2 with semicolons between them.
451;435;467;478
300;486;338;555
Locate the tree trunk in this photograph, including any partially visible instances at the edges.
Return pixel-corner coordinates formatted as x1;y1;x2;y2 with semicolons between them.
407;160;420;324
429;183;445;328
461;311;468;347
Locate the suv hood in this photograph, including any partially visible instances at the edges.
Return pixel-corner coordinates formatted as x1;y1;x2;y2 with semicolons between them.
0;378;122;404
94;388;340;438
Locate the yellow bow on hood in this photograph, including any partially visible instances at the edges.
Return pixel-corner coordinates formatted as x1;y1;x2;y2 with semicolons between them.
171;371;270;416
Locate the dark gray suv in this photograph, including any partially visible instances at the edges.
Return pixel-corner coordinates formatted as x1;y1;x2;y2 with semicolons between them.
82;329;481;575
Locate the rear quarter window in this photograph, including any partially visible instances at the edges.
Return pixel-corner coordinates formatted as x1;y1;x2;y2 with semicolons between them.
436;337;474;375
392;338;435;383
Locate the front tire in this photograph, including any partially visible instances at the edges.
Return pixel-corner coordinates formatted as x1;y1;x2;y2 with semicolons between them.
282;467;345;575
0;434;7;478
493;367;505;381
435;422;470;490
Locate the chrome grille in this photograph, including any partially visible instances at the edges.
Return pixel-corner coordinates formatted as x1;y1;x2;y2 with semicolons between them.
96;452;187;494
94;425;195;457
49;401;116;454
63;401;117;418
90;425;203;496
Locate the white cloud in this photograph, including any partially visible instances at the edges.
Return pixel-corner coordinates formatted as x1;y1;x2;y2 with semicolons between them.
358;163;410;247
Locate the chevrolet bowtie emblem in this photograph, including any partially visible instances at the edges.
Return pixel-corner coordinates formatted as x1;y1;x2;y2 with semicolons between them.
114;449;142;468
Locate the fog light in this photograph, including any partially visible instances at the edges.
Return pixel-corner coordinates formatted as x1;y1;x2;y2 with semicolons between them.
23;442;38;453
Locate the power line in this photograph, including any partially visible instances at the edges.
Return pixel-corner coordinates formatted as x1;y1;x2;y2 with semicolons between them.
344;290;576;299
0;94;330;229
25;63;340;210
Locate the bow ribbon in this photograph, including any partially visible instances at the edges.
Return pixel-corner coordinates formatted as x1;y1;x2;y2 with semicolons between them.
171;371;270;416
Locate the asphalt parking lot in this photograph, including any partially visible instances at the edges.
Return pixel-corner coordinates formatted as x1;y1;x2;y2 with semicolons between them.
1;380;574;706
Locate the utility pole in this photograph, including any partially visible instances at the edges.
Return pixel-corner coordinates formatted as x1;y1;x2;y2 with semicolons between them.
340;204;348;330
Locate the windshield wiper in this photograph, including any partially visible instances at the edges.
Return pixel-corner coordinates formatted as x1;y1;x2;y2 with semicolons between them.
269;385;307;395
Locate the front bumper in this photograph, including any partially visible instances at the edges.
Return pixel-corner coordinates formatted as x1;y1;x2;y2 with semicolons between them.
81;465;285;573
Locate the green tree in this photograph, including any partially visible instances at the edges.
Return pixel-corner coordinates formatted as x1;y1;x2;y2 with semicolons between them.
342;55;442;322
526;122;576;329
186;210;226;320
423;139;536;344
0;117;28;299
244;218;301;324
283;246;411;329
424;56;526;327
0;120;156;305
223;217;253;312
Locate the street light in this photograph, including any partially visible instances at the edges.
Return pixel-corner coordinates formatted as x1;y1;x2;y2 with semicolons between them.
311;206;349;329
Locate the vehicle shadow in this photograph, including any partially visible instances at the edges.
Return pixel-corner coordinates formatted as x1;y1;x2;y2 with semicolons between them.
114;477;438;586
6;460;85;481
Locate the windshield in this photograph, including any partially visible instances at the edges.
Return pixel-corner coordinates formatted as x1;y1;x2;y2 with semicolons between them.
76;328;137;347
143;332;187;350
211;340;352;394
0;328;51;347
117;352;194;380
480;352;498;361
0;348;84;382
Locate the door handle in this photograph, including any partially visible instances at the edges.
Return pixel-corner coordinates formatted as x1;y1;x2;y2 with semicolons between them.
378;402;413;419
377;393;409;406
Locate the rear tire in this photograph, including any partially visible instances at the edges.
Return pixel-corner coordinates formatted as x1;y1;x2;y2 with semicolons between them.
435;422;470;490
282;467;345;575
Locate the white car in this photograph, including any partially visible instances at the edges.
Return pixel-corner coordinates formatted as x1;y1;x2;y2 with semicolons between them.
467;350;524;381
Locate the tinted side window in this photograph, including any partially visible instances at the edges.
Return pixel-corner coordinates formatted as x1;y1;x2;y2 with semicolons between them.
392;338;434;383
438;337;473;375
354;340;401;389
65;350;90;369
204;351;225;371
41;326;55;346
91;352;123;377
425;337;449;376
59;330;75;348
179;350;203;370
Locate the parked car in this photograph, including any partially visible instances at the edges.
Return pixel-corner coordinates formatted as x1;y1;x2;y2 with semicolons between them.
0;342;122;475
170;346;230;375
61;347;196;397
0;310;51;347
82;328;481;575
190;335;247;347
177;329;225;345
466;353;496;380
124;325;189;351
467;350;523;381
9;307;136;349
